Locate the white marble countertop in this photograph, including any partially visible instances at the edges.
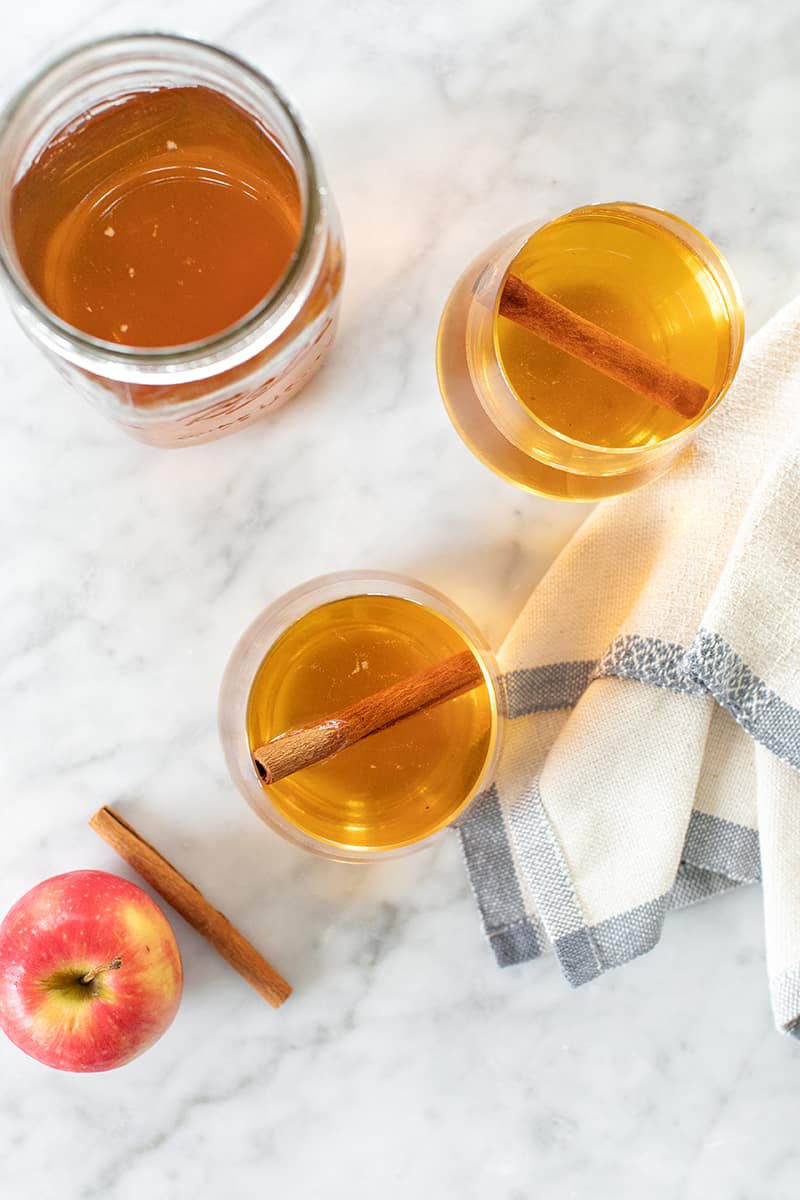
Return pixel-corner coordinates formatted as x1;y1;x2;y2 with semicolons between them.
2;2;799;1197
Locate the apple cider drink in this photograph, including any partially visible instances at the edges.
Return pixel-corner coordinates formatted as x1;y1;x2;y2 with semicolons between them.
13;86;302;349
0;36;344;445
220;575;502;861
437;203;744;500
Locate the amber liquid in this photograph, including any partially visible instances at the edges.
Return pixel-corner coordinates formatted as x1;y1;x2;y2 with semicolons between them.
495;207;731;448
437;204;741;501
13;86;302;347
245;596;496;853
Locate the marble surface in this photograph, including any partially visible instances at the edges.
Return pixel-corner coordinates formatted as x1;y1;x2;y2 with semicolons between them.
1;2;799;1197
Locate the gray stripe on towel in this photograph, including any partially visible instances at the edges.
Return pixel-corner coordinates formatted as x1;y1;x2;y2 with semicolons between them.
489;919;543;968
458;786;544;962
552;812;760;982
555;829;758;984
476;804;760;975
505;660;595;718
597;634;706;694
504;634;705;721
555;869;751;984
508;780;589;945
554;895;669;986
682;810;761;884
670;863;747;909
687;629;800;770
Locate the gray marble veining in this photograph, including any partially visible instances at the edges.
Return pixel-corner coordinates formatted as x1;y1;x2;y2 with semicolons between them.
1;2;800;1197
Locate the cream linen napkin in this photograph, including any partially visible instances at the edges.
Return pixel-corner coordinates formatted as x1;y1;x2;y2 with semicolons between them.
458;298;800;1035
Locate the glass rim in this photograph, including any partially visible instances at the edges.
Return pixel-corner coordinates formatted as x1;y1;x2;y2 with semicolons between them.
490;201;746;458
0;32;323;376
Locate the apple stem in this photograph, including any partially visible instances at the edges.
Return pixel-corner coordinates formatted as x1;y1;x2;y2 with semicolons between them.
80;956;123;985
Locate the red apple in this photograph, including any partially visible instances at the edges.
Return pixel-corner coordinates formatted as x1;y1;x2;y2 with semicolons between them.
0;869;183;1072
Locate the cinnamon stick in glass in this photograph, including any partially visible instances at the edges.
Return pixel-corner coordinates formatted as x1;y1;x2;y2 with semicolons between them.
253;649;484;785
89;806;291;1008
499;273;708;420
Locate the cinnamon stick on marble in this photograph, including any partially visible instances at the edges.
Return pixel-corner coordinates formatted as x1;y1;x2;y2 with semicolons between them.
253;649;484;785
89;806;291;1008
499;273;708;420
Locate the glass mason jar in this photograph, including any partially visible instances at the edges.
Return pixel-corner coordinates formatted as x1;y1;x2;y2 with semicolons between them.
219;571;503;863
437;203;744;501
0;34;344;447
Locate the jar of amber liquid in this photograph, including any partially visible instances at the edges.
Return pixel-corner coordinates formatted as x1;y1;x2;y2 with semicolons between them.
0;35;344;446
437;203;744;500
219;572;502;861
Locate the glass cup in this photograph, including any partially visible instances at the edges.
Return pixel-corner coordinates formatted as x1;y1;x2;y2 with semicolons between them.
0;34;344;447
437;203;744;501
218;571;503;862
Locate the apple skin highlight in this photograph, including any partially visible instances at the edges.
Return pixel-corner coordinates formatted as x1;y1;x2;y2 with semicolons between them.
0;870;183;1072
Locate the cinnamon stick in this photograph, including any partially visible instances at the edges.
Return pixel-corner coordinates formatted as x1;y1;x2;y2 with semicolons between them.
89;806;291;1008
254;649;484;785
499;273;708;420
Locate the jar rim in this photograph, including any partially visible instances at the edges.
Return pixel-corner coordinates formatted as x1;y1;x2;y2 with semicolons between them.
0;32;324;382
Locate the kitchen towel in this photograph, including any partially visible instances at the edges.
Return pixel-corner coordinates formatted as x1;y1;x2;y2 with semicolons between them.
458;297;800;1035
